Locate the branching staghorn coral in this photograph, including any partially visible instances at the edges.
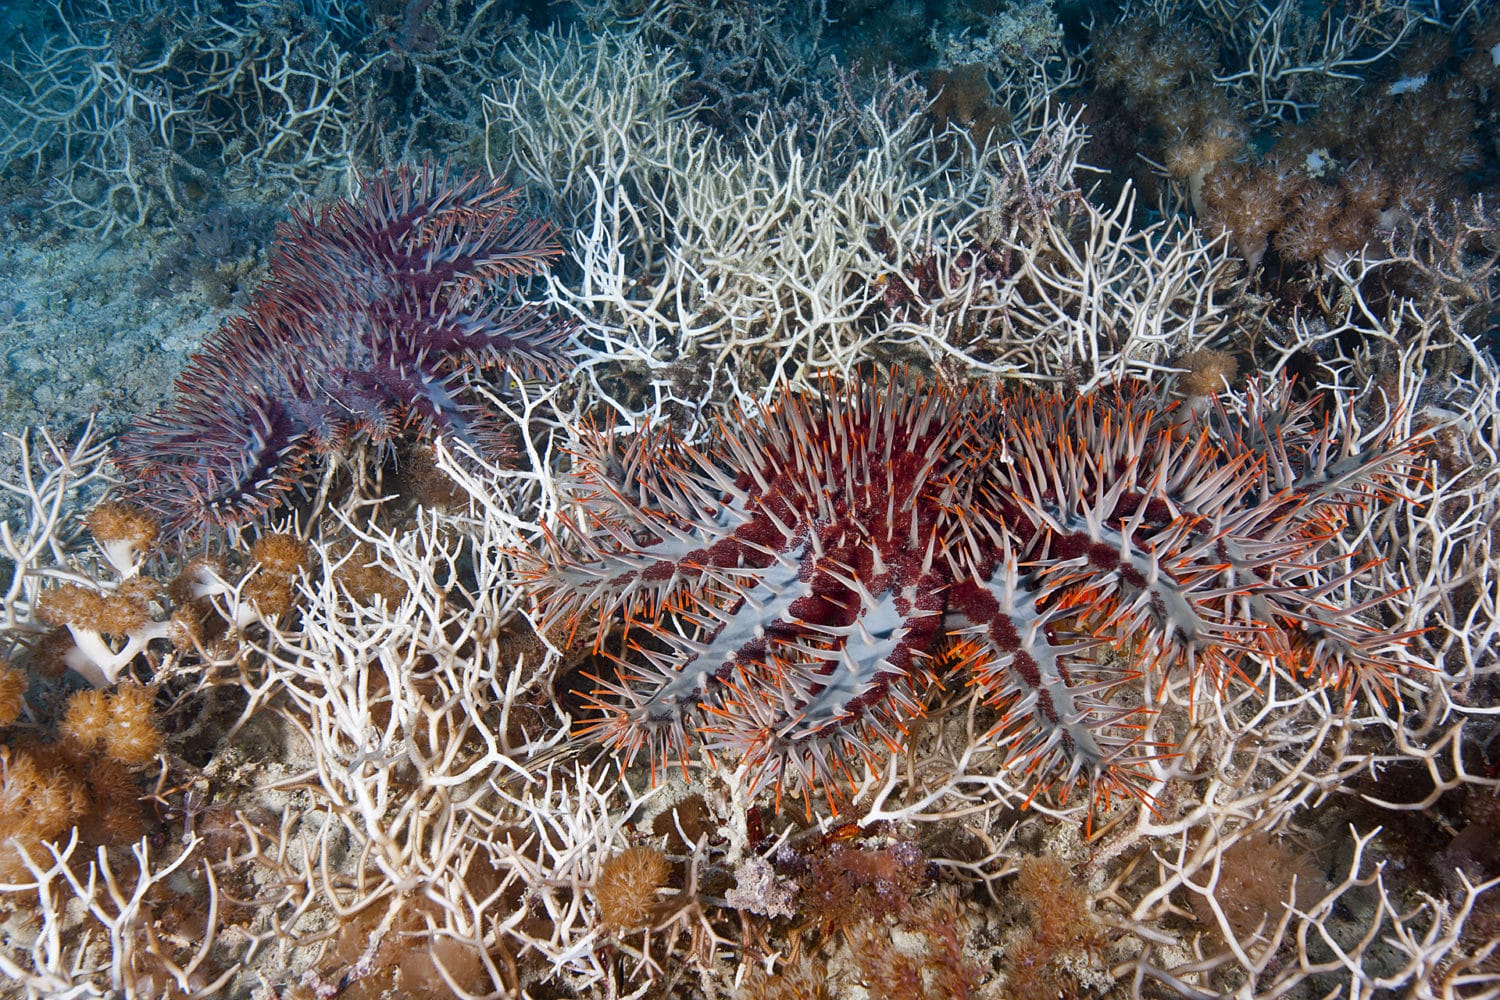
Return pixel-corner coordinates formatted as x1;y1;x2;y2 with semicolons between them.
0;422;116;639
0;0;381;234
0;831;233;998
1093;0;1439;145
230;517;617;995
487;33;1242;435
574;0;821;131
1183;0;1429;125
0;426;210;686
482;29;699;229
1113;823;1500;997
0;0;530;234
878;175;1242;392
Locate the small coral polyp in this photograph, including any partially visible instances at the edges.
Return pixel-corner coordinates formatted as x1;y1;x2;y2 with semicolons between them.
524;372;1420;815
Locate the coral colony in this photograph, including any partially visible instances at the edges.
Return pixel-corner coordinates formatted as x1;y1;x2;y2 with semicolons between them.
4;2;1500;998
523;373;1420;816
113;165;573;531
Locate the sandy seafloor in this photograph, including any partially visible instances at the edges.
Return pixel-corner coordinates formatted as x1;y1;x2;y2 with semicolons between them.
0;229;215;445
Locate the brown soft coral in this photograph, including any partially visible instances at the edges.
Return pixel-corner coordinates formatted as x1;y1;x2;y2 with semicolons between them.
0;745;87;879
0;658;28;727
595;846;673;931
60;684;163;765
1004;856;1107;1000
1203;156;1406;271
